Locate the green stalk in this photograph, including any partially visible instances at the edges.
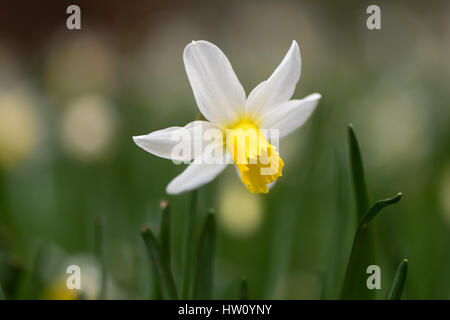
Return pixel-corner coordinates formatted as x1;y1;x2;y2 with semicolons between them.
181;190;198;299
141;227;178;300
348;124;370;217
159;200;171;268
193;211;216;300
340;125;402;299
357;193;402;232
152;200;171;299
341;124;374;300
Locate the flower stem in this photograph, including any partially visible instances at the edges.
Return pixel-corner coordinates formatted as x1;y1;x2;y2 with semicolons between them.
193;210;216;299
181;190;198;299
141;227;178;299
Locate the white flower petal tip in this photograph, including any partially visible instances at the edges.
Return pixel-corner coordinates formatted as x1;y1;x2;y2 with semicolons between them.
303;93;322;103
289;40;301;63
133;121;223;162
245;40;302;117
132;134;148;151
132;132;175;159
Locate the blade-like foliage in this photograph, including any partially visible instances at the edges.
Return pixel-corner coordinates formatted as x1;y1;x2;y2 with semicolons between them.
386;259;408;300
181;190;198;299
152;200;171;300
141;227;178;300
159;200;171;268
341;125;375;299
193;211;216;300
348;124;370;218
341;125;402;299
357;193;402;231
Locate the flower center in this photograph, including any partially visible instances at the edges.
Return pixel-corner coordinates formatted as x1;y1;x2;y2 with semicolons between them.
225;120;284;194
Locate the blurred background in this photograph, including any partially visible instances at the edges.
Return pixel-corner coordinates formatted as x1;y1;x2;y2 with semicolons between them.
0;0;449;299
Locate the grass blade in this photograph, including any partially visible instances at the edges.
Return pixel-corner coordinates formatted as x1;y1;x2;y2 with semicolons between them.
181;190;198;299
150;200;171;300
193;210;216;300
239;276;248;300
141;227;178;300
323;151;352;299
341;124;375;299
357;193;402;231
159;200;171;268
341;193;402;299
386;259;408;300
341;125;403;299
348;124;370;217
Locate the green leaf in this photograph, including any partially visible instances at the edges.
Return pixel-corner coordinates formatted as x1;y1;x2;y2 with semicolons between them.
239;276;249;300
357;193;402;232
340;125;403;299
323;152;352;299
193;210;216;300
159;200;171;268
340;193;402;299
348;124;370;217
341;124;375;299
181;190;198;299
386;259;408;300
141;227;178;300
150;200;171;300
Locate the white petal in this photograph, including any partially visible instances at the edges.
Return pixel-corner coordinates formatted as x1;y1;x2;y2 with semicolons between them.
166;153;229;194
133;121;220;161
246;41;301;118
260;93;321;137
184;40;246;125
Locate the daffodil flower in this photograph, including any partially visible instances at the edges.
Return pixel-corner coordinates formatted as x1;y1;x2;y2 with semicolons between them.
133;40;321;194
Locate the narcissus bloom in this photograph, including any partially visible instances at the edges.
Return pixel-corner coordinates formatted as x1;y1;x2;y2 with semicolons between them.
134;40;321;194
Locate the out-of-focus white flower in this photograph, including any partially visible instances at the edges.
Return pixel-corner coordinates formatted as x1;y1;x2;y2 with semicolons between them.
61;95;116;161
0;88;40;168
439;163;450;228
218;178;263;237
134;41;321;194
45;35;116;101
